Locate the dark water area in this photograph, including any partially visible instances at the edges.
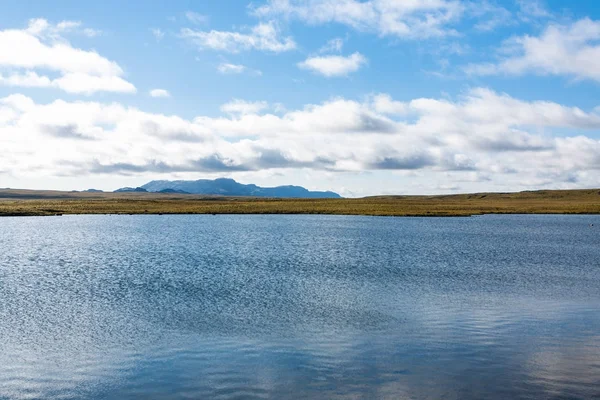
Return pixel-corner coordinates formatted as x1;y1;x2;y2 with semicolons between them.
0;214;599;399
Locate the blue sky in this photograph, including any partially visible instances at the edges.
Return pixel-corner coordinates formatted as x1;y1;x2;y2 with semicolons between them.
1;0;600;196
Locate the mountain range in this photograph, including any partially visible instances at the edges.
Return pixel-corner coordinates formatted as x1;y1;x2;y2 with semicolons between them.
115;178;341;198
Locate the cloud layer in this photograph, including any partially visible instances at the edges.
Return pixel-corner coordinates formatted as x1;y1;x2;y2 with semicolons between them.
1;89;599;193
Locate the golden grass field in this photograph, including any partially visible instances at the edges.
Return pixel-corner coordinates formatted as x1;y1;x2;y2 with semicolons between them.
1;188;599;217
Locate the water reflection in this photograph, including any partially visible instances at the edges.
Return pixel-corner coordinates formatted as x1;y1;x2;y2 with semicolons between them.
0;214;599;399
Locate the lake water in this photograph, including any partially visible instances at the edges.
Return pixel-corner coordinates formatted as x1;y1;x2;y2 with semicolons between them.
0;214;599;399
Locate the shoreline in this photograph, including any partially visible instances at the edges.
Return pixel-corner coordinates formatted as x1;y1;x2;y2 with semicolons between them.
2;212;600;218
1;188;599;218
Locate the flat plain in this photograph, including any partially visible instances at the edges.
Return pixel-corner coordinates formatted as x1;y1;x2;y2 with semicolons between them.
1;188;599;217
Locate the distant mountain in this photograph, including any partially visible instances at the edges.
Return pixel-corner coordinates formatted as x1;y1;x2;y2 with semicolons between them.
114;187;148;193
140;178;341;198
157;188;190;194
83;189;103;193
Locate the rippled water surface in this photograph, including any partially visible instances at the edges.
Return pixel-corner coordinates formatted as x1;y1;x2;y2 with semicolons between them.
1;214;599;399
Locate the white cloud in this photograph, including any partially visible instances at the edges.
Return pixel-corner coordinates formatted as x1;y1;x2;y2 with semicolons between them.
465;18;600;82
370;94;408;115
0;27;119;75
180;21;296;53
0;71;52;88
28;18;75;36
25;18;101;38
298;52;366;77
217;63;246;74
0;19;134;94
471;1;513;32
151;28;164;40
55;73;135;95
54;20;81;32
217;63;263;76
517;0;552;20
220;99;269;115
1;89;600;193
0;71;135;95
25;18;51;35
319;37;344;53
82;28;101;37
149;89;170;98
185;11;209;25
252;0;464;39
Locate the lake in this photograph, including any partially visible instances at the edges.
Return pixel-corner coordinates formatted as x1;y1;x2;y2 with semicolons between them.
0;214;599;399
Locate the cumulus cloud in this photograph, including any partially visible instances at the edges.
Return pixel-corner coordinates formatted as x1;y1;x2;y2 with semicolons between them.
1;89;600;192
465;18;600;82
42;124;96;140
218;63;246;74
517;0;552;20
0;18;135;94
220;99;269;115
298;52;366;77
24;18;101;39
185;11;209;25
151;28;164;40
217;63;262;76
0;71;136;96
252;0;464;39
471;1;513;32
367;153;435;170
82;28;101;37
180;21;296;53
0;71;52;88
370;94;409;115
149;89;171;98
319;37;344;53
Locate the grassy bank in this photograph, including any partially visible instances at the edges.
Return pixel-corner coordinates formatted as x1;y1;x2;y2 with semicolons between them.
1;188;599;217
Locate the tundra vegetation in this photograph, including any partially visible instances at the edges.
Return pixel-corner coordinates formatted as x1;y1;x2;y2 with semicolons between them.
1;189;599;217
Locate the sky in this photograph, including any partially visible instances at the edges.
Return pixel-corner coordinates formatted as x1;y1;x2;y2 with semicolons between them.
1;0;600;197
